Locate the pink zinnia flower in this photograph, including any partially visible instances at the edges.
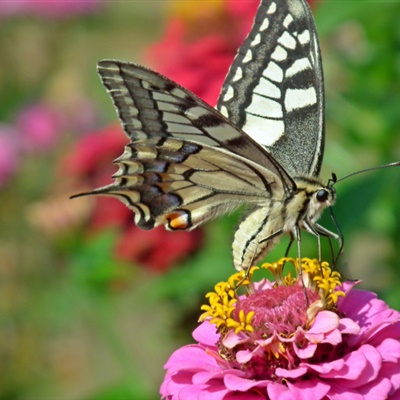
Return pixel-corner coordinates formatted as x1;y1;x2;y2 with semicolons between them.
16;103;64;152
0;0;101;19
161;258;400;399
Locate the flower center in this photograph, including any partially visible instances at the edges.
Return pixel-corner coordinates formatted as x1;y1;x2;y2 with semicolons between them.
235;285;319;336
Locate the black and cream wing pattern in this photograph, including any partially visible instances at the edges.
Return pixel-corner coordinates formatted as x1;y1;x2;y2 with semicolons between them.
74;0;338;270
217;0;324;178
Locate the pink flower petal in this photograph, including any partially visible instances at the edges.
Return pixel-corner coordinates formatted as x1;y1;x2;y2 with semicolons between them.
236;349;253;363
324;345;381;388
305;358;345;374
326;382;364;400
320;349;367;380
179;382;230;400
287;378;330;400
253;279;275;291
161;370;194;399
379;363;400;394
364;321;400;349
307;310;340;335
222;330;249;349
340;289;389;326
376;338;400;363
267;382;296;400
321;329;342;345
224;374;269;392
193;369;244;385
358;376;392;400
164;345;221;373
276;366;308;379
193;321;219;347
294;342;317;358
339;317;361;335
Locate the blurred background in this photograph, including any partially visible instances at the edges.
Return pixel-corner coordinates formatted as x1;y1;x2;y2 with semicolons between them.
0;0;399;399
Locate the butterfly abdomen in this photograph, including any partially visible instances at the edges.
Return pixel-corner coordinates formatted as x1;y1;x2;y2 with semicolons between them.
233;201;286;270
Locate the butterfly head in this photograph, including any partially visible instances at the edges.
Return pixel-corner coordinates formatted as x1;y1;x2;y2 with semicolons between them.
293;176;336;224
312;185;336;216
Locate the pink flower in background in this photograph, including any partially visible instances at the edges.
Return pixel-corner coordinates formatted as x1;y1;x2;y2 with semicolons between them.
0;0;102;19
161;259;400;399
16;103;64;152
0;125;22;188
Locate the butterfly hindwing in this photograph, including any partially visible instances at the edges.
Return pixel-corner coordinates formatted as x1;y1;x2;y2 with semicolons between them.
92;137;285;231
217;0;324;177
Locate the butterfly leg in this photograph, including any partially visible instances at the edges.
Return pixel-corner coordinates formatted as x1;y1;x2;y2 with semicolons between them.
303;221;322;261
284;233;295;257
303;221;341;266
294;225;312;304
313;223;342;267
294;225;303;271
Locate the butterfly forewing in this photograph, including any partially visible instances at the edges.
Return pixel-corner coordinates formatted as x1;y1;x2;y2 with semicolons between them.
97;61;295;192
217;0;324;177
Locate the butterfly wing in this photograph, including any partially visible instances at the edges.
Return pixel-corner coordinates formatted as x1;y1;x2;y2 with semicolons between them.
97;60;295;192
75;60;293;236
217;0;324;177
89;137;285;231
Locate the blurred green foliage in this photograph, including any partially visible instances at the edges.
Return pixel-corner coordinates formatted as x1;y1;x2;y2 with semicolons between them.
0;1;399;399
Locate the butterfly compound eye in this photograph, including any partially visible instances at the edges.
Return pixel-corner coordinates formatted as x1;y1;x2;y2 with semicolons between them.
316;189;329;203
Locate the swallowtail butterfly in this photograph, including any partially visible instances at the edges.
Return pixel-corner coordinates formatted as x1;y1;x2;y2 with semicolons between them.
73;0;341;270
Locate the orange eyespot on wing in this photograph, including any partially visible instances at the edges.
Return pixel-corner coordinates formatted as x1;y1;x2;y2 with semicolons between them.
166;210;191;230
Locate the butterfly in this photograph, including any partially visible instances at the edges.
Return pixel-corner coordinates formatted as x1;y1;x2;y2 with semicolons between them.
72;0;340;270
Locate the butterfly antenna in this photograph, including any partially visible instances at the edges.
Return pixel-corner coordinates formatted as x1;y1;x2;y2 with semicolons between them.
333;161;400;185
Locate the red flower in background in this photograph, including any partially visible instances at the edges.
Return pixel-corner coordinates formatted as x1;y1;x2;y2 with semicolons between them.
146;0;259;105
62;125;202;272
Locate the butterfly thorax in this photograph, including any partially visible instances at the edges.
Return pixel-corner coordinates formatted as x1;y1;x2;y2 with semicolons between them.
232;176;335;270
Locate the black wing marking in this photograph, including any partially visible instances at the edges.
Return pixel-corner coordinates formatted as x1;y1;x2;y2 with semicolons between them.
217;0;324;177
97;59;296;193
